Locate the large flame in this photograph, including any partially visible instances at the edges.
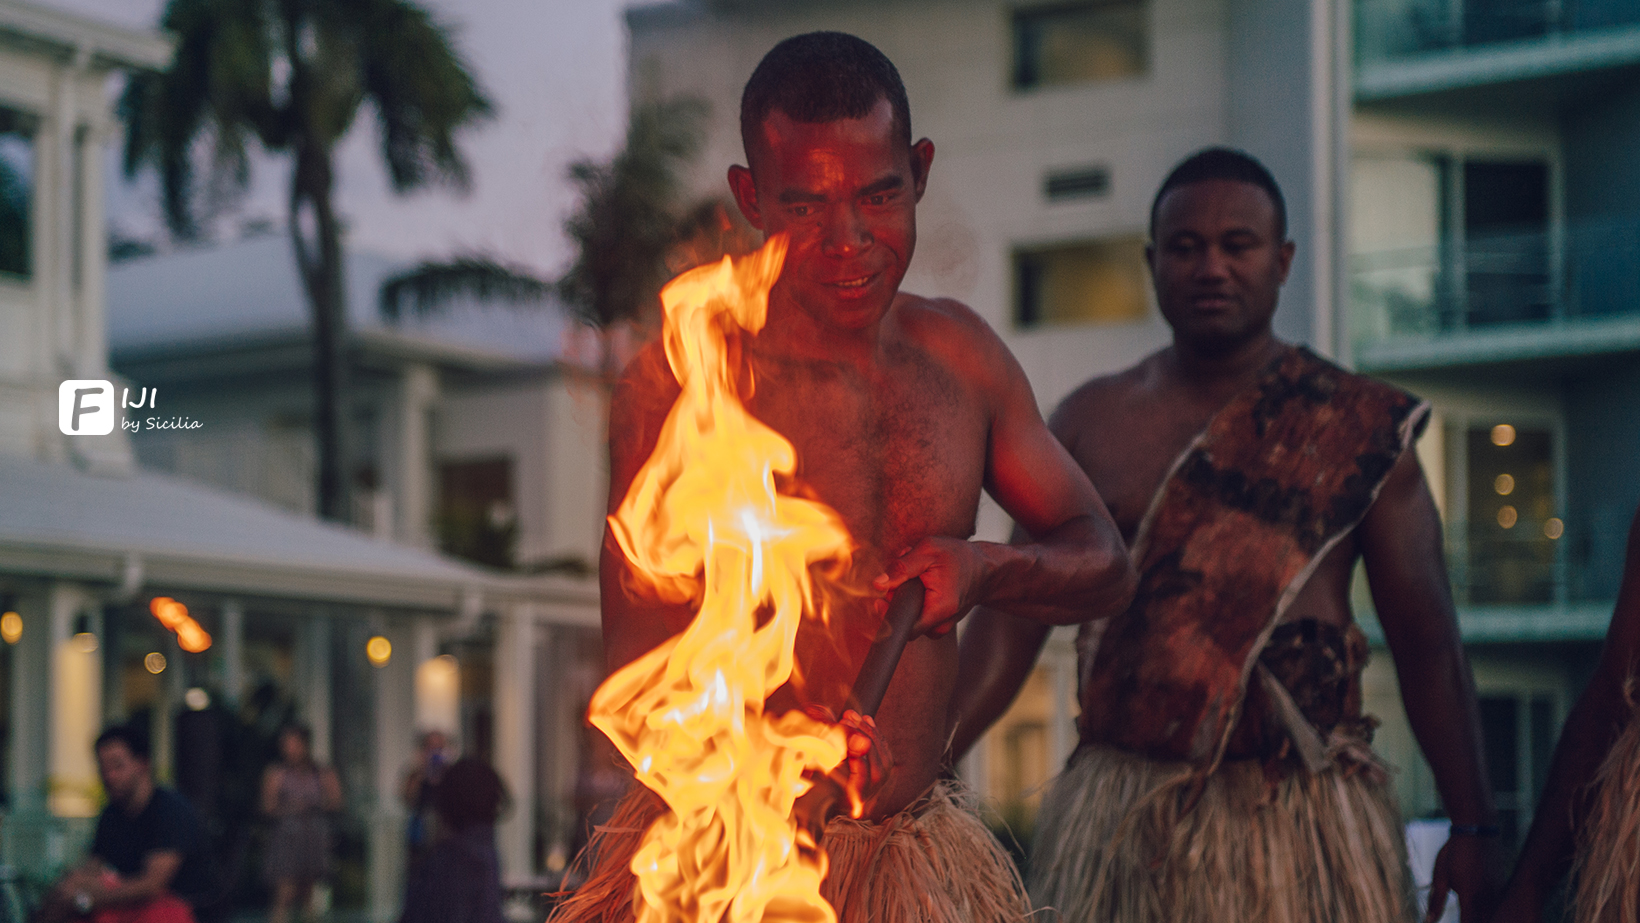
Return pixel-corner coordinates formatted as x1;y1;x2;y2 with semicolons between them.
593;234;854;923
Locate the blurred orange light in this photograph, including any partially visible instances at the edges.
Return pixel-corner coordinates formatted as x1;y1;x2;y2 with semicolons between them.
150;596;212;652
0;612;20;644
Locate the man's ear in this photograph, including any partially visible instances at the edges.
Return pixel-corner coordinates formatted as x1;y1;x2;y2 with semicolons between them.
910;138;935;202
1277;239;1296;284
728;165;764;230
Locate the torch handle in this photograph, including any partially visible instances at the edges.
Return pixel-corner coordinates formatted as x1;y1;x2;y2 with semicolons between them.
848;578;926;716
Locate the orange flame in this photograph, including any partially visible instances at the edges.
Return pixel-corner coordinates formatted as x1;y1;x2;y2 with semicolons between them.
592;234;854;923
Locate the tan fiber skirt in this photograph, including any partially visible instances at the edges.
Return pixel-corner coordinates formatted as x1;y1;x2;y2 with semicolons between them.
1029;744;1417;923
1573;708;1640;923
550;780;1030;923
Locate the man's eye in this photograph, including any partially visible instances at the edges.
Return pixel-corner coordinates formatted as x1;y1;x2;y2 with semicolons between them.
864;194;890;206
790;205;811;217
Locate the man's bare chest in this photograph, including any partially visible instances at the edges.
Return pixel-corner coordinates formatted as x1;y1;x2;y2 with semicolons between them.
746;357;988;552
1077;403;1215;542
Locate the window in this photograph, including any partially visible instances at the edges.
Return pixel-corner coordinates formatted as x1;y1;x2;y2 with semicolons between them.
437;457;517;568
1462;160;1551;327
981;663;1072;843
1015;236;1150;328
1012;1;1148;90
1349;153;1555;340
1463;424;1558;605
0;106;36;279
1479;691;1559;846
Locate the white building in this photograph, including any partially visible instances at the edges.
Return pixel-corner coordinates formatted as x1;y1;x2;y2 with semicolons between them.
0;2;602;917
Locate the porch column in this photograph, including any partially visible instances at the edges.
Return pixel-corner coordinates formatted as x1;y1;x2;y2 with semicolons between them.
219;599;245;705
369;616;416;923
297;615;334;762
493;604;537;883
47;582;100;818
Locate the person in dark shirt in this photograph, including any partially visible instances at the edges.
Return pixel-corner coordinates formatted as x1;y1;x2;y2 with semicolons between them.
36;726;216;923
398;756;509;923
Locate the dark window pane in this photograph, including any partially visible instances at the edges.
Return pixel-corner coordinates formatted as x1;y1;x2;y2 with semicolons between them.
1012;1;1148;90
1013;236;1149;328
437;457;516;568
0;106;35;279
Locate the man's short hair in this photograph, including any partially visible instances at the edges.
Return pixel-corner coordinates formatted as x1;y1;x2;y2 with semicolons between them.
1150;147;1288;242
95;725;150;762
740;32;911;159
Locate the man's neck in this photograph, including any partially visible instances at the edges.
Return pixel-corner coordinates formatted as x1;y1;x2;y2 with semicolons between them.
760;297;887;369
121;779;156;816
1165;331;1286;402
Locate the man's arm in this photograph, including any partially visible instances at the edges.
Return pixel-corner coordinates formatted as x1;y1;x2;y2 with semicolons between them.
1494;507;1640;923
83;851;184;908
1361;449;1504;923
875;310;1134;634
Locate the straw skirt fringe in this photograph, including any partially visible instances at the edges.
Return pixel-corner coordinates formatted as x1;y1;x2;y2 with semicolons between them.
550;781;1030;923
1573;709;1640;923
1028;745;1417;923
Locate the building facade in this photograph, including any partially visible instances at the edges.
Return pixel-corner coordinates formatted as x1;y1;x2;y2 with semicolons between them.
626;0;1640;856
1348;0;1640;842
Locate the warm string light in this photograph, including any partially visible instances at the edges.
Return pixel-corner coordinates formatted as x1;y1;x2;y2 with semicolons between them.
149;597;212;653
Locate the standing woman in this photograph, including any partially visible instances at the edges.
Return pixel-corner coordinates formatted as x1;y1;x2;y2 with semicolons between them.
262;723;343;923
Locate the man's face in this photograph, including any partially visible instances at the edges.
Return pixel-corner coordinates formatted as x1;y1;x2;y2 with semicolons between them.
729;99;933;334
96;741;147;806
1148;179;1294;354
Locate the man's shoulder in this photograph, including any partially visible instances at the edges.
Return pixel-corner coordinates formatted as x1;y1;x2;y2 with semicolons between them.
890;293;998;348
889;293;1018;387
1052;352;1166;425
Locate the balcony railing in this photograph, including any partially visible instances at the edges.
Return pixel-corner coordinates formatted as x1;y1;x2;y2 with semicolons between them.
1351;218;1640;347
1443;513;1632;610
1357;0;1640;63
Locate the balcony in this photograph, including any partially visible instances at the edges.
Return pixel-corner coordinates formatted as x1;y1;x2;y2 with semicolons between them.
1355;0;1640;99
1350;217;1640;370
1359;0;1640;60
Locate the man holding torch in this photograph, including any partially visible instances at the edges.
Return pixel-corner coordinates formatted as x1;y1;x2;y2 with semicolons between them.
552;30;1135;923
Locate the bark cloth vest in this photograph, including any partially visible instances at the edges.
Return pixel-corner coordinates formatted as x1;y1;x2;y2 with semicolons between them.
1076;346;1430;781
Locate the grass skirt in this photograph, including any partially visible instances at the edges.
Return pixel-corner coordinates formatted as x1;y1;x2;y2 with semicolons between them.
1573;709;1640;923
1028;744;1417;923
550;781;1030;923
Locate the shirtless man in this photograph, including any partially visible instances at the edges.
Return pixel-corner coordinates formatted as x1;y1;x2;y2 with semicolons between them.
952;148;1504;923
555;32;1134;923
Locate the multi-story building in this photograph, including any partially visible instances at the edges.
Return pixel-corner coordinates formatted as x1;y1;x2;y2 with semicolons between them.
625;0;1640;857
1348;0;1640;842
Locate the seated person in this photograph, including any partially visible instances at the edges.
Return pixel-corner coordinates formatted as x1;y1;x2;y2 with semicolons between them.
36;726;216;923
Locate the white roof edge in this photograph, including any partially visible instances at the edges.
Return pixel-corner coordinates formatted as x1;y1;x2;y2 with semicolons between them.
0;540;599;619
0;0;173;71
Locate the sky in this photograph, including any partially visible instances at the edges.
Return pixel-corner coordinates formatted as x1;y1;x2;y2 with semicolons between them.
44;0;633;279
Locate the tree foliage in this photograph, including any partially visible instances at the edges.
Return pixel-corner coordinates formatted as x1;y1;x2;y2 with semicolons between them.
118;0;492;521
555;96;708;331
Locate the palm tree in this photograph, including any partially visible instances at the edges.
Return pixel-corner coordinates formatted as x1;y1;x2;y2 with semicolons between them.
119;0;493;522
377;97;734;381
